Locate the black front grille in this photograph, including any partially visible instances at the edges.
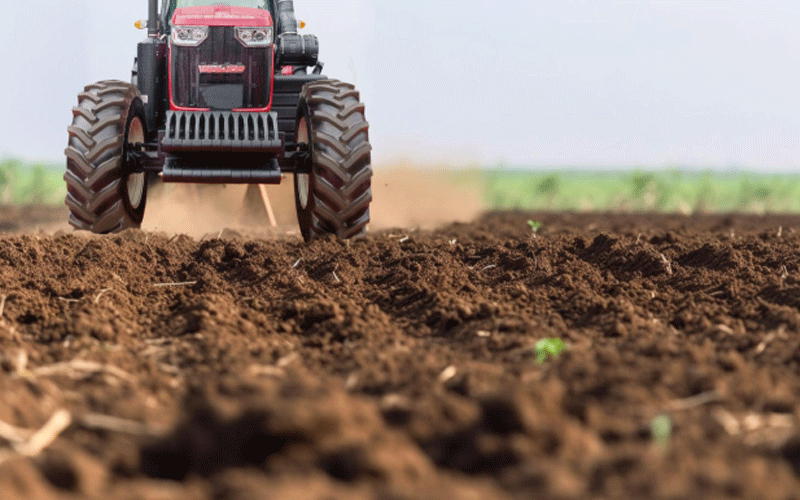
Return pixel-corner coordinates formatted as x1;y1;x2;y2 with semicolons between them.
171;27;271;110
163;110;280;151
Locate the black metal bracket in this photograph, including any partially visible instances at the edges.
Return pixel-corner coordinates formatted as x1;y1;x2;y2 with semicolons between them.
279;152;310;174
278;141;310;174
284;142;309;152
126;139;165;173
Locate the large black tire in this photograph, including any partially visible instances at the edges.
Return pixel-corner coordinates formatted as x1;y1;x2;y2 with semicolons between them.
65;80;149;233
294;79;372;242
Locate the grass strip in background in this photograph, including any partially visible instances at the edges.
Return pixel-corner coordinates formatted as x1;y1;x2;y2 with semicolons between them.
0;159;64;206
482;169;800;213
4;158;800;214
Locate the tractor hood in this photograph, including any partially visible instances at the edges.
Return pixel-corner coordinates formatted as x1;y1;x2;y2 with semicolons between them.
172;5;272;27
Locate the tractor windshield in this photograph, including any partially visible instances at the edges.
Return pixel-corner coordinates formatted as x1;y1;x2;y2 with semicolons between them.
174;1;269;8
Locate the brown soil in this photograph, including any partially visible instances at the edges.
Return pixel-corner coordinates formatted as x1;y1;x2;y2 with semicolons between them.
1;209;800;499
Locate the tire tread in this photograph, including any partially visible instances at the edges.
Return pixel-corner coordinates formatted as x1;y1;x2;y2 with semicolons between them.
297;79;373;241
64;80;145;233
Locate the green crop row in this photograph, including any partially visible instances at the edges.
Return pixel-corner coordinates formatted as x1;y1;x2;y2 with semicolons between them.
482;169;800;213
0;160;64;205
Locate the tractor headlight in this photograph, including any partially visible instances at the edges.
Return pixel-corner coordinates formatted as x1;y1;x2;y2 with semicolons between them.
235;27;273;47
172;26;209;46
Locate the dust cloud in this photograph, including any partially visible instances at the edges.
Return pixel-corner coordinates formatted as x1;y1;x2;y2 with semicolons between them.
140;167;485;237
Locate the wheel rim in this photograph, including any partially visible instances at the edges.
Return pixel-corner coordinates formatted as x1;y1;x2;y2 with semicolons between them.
126;116;145;210
296;117;310;210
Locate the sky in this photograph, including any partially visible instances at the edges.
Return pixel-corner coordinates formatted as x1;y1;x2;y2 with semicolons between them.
0;0;798;170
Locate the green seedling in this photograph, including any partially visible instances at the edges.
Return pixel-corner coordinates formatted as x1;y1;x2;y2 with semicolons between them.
534;338;568;364
528;220;543;237
651;414;673;448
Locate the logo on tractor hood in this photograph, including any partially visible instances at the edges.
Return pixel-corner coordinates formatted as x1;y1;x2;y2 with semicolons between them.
172;6;272;27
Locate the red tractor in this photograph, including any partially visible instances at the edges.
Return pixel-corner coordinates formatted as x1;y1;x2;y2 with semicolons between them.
65;0;372;242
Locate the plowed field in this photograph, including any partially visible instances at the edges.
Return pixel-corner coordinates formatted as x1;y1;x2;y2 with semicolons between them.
1;206;800;500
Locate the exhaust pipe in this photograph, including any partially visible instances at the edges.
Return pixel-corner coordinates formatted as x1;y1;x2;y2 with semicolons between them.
277;0;298;35
275;0;319;68
148;0;159;36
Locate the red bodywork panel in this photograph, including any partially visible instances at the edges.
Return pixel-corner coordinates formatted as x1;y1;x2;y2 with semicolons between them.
169;6;274;113
172;5;272;27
